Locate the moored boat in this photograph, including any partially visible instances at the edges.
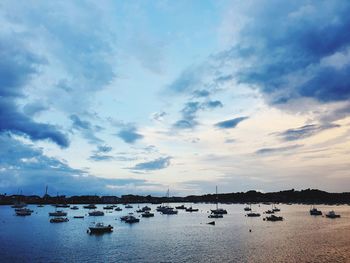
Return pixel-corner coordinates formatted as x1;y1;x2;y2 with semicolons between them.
209;186;227;218
50;217;69;223
121;215;140;223
141;211;154;218
49;210;67;217
244;204;251;211
272;204;280;212
210;208;228;215
55;204;70;208
247;212;261;217
175;204;187;209
185;207;199;212
264;215;283;221
16;208;33;216
325;210;340;218
88;211;104;216
12;202;27;209
161;207;178;215
83;204;97;209
88;223;113;234
309;206;322;216
208;213;223;218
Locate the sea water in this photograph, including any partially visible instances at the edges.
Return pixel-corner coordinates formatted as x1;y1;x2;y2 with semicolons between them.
0;204;349;262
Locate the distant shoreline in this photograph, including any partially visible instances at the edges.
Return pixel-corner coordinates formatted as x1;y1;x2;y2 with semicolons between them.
1;188;350;205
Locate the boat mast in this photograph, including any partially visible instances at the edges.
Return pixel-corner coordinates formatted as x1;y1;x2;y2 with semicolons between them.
216;186;218;210
167;188;170;206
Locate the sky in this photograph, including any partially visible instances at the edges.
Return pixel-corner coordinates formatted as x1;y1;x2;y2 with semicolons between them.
1;0;350;196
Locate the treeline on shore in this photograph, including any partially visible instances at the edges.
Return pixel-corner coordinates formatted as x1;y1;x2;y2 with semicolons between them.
1;188;350;205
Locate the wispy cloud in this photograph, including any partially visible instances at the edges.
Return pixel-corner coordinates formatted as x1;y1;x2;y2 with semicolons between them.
255;144;303;155
174;100;224;129
89;145;114;162
192;89;210;98
215;117;248;129
276;124;340;141
130;157;171;171
70;114;103;144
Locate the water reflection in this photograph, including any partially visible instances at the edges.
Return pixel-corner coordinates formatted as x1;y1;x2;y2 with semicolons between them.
0;204;349;262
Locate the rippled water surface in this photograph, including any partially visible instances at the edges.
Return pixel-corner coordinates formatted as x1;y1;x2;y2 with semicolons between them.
1;203;350;262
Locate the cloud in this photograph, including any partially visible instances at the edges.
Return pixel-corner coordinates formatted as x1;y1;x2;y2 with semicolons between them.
0;134;151;195
117;126;143;144
320;102;350;123
174;100;224;129
173;119;197;129
0;35;69;147
97;145;112;153
0;99;69;148
152;111;167;121
276;123;340;141
22;102;48;116
167;1;350;123
89;145;114;162
168;66;204;93
69;114;103;144
215;117;248;129
298;65;350;102
130;157;171;171
89;154;114;162
203;100;223;109
70;114;91;130
255;144;303;155
173;101;200;129
192;89;210;98
1;1;117;120
221;1;350;105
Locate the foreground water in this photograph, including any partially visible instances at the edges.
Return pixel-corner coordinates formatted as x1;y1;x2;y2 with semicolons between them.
0;203;349;263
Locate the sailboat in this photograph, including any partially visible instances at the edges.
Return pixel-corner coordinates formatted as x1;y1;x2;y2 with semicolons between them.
159;189;178;215
209;186;226;218
244;203;252;211
272;204;280;212
12;190;27;209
